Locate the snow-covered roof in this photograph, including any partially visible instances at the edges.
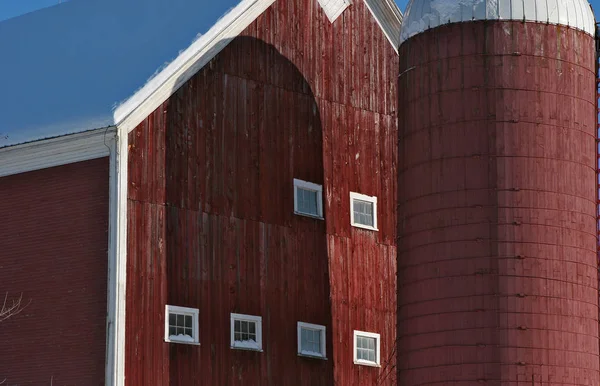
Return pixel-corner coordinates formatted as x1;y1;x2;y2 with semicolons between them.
400;0;596;44
0;0;244;148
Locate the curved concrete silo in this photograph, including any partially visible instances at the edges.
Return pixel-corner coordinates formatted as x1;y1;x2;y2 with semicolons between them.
397;0;599;384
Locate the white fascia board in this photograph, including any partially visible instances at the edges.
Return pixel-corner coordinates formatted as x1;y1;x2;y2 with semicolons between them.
0;127;116;178
364;0;403;53
115;0;277;135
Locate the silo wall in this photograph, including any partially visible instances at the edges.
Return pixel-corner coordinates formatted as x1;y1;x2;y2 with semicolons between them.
398;21;598;385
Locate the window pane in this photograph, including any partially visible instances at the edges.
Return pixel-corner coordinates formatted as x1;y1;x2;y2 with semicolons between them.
368;350;375;362
353;199;374;226
297;188;318;215
357;348;366;360
169;326;177;336
234;332;242;341
234;320;241;333
185;328;193;337
176;314;184;326
249;322;256;334
301;329;311;351
368;337;375;350
241;321;248;333
313;331;321;352
169;313;176;326
185;315;192;328
176;327;184;335
301;328;322;354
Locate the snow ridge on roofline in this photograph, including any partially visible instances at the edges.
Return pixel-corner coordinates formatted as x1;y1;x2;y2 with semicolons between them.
113;0;272;131
400;0;596;44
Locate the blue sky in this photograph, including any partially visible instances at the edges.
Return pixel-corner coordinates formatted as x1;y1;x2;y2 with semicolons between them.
0;0;409;22
0;0;598;23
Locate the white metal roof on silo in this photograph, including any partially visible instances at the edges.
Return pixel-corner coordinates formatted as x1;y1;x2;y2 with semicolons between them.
400;0;596;44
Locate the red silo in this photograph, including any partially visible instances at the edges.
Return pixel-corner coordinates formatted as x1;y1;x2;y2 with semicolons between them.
397;0;599;384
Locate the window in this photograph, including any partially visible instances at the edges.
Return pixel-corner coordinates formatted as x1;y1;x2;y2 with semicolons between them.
164;305;199;345
294;179;324;219
297;322;327;359
350;192;378;230
230;313;262;351
353;330;380;366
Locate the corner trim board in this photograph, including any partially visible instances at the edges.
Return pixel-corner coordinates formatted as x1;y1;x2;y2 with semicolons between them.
106;126;129;386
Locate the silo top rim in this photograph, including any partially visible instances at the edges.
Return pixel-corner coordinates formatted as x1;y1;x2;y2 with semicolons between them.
400;0;596;44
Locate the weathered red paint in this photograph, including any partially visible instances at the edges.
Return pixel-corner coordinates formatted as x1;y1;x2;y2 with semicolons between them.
398;22;598;384
0;158;109;385
126;0;397;385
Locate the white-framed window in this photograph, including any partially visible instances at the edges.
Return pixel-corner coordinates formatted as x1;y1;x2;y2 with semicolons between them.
294;179;324;219
297;322;327;359
164;305;200;345
353;330;380;367
230;313;262;351
350;192;378;231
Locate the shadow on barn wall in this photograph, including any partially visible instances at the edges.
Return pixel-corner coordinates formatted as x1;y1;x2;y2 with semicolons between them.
126;36;333;385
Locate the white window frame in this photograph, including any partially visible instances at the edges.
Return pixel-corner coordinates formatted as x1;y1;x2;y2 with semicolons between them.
230;313;263;351
297;322;327;359
353;330;381;367
164;305;200;345
350;192;378;231
294;179;324;219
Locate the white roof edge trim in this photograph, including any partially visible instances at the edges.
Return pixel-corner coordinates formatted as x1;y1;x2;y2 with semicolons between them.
0;127;116;178
114;0;277;134
364;0;403;53
318;0;352;23
399;0;596;45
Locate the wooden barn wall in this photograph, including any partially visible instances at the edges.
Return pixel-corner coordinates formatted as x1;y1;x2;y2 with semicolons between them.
0;158;109;385
126;0;398;385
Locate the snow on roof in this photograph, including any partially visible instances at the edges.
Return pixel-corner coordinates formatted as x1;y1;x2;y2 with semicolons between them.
400;0;596;44
0;0;243;148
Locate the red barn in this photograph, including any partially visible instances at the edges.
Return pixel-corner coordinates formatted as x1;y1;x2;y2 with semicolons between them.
0;0;400;385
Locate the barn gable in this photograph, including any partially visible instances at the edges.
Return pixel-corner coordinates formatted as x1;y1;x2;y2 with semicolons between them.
115;0;402;136
123;0;399;384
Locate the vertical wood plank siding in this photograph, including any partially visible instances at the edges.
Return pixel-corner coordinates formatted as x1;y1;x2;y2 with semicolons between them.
0;158;109;385
126;0;397;385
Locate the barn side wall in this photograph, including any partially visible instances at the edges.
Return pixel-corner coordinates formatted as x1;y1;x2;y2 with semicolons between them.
125;0;398;385
398;21;598;384
0;158;109;385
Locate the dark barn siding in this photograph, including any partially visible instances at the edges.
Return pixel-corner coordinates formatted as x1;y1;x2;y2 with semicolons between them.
0;158;109;385
398;22;598;384
126;0;397;385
